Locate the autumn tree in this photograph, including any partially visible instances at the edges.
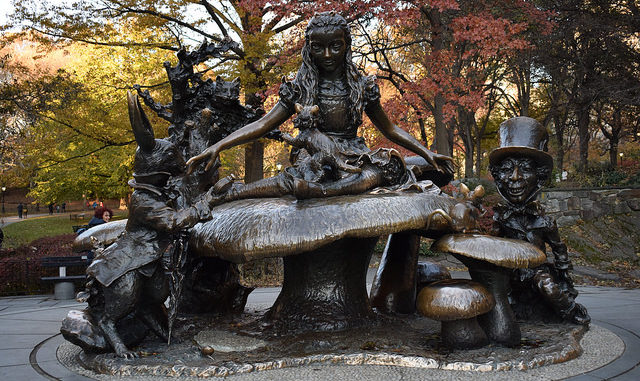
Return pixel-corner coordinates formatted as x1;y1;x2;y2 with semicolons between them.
535;0;640;172
357;0;550;176
6;0;392;183
0;30;174;203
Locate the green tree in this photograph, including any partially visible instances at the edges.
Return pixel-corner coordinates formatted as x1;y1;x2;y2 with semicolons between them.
0;30;174;203
5;0;382;182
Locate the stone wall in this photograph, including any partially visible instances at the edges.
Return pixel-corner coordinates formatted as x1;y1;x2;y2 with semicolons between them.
539;187;640;227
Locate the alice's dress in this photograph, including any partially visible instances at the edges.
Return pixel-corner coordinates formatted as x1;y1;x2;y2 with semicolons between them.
277;75;411;189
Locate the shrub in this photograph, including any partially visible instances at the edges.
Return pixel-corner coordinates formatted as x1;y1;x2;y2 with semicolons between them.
0;234;76;295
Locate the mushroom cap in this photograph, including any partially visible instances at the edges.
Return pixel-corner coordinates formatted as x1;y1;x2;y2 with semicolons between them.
431;234;546;269
417;279;495;321
73;219;127;252
190;191;456;263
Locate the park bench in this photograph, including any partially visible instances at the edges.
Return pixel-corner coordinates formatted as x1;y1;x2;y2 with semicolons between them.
41;255;91;299
70;213;86;221
72;225;90;233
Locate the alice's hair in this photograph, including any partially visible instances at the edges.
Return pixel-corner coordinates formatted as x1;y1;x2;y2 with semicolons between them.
294;12;365;126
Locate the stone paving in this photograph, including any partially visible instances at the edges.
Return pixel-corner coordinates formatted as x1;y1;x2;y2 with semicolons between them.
2;275;640;380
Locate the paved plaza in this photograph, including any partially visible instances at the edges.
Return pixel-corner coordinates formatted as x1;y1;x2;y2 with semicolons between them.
1;272;640;380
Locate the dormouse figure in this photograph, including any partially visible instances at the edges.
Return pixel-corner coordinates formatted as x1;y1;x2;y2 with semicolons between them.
281;103;361;182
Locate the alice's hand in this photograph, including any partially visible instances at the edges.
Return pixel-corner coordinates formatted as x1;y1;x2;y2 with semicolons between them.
436;155;455;177
186;145;221;174
426;152;454;175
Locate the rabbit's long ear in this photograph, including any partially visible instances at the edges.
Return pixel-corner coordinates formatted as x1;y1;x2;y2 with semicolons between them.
127;91;155;152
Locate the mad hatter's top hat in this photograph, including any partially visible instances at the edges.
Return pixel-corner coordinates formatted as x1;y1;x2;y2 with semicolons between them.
489;117;553;169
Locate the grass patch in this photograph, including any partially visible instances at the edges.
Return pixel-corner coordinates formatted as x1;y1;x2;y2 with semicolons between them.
1;212;127;249
2;215;90;248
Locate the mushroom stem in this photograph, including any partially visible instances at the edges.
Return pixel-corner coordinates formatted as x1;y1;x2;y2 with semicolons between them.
266;237;377;333
469;267;520;347
370;232;421;314
441;317;489;349
453;255;521;347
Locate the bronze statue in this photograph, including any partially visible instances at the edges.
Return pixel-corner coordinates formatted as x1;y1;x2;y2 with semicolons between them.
135;42;260;316
489;117;590;325
187;12;453;199
62;12;457;355
61;93;217;358
280;103;362;181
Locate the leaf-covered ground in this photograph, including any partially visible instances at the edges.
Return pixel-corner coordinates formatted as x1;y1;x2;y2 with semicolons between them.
561;211;640;288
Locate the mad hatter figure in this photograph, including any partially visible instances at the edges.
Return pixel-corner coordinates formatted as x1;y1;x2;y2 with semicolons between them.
489;117;590;325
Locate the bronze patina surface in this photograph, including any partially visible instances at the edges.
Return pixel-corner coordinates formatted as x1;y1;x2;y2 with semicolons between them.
62;311;588;378
73;219;128;252
189;189;454;262
432;234;546;269
489;117;590;325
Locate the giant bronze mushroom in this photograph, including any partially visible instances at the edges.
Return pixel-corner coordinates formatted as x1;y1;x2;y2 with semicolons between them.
432;234;546;347
417;279;495;349
73;220;128;252
190;189;458;332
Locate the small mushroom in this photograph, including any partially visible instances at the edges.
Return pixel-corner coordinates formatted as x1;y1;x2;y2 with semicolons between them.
432;234;546;347
417;279;495;349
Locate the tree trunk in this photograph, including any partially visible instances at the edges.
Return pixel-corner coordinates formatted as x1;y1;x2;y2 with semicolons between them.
576;104;591;172
475;137;483;178
433;93;451;155
244;141;264;183
553;114;565;174
458;108;475;177
609;141;618;168
244;88;266;184
464;148;474;178
423;7;452;157
417;118;428;146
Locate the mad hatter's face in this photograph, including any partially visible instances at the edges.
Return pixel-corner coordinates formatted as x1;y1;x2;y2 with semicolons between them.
494;157;539;205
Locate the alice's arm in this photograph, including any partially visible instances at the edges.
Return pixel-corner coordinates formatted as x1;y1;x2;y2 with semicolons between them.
365;102;453;173
187;103;293;172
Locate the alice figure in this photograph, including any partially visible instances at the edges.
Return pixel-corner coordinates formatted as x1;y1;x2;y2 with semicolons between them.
187;12;453;200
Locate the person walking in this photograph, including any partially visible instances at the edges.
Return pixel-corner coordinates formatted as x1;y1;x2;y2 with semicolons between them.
17;203;23;219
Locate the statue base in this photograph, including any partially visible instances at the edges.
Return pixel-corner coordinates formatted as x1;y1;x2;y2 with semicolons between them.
59;310;590;378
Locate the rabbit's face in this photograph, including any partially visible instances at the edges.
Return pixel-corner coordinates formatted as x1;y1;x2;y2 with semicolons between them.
133;139;186;186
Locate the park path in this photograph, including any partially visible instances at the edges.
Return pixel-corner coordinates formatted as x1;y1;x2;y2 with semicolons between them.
0;213;76;228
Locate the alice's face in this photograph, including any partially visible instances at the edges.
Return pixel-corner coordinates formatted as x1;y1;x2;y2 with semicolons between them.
308;27;347;74
494;157;539;204
102;212;111;222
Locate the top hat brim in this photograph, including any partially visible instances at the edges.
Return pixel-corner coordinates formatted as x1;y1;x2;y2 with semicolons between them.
489;146;553;169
